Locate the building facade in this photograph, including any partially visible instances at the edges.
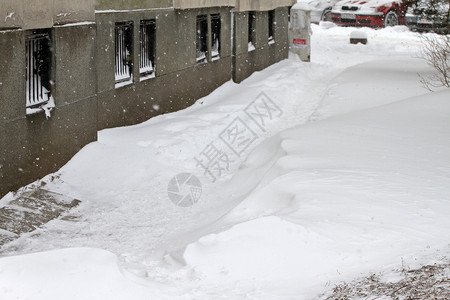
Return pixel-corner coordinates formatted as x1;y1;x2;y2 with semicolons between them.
0;0;98;198
0;0;295;198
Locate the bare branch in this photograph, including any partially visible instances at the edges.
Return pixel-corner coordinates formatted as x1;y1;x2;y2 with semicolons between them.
419;34;450;91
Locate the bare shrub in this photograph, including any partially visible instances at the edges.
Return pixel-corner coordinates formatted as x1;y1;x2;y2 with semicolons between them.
419;34;450;91
319;260;450;299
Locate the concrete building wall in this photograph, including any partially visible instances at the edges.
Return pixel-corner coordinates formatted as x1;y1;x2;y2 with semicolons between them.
0;25;98;198
0;30;25;122
174;0;296;11
53;0;96;25
96;7;232;130
1;0;24;29
270;7;290;62
233;7;290;83
0;1;292;198
235;0;295;12
94;0;294;11
95;0;173;11
173;0;235;9
23;0;53;28
0;0;95;30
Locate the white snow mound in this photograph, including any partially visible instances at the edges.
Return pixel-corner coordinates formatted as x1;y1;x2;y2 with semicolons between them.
182;90;450;298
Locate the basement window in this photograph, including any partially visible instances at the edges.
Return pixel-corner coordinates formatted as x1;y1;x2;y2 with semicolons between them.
196;15;208;63
248;11;256;51
211;14;221;61
115;21;133;86
268;10;275;44
140;19;156;80
25;30;55;117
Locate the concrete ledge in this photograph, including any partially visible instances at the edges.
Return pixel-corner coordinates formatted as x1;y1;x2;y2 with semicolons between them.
174;0;295;11
0;0;95;30
235;0;296;12
174;0;234;9
95;0;173;11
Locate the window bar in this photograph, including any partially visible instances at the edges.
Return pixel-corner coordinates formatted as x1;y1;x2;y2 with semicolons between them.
122;27;125;77
114;28;119;75
196;15;208;63
268;10;275;43
248;12;256;51
121;27;125;76
33;39;37;103
142;24;146;72
140;26;143;71
38;39;42;101
119;26;123;78
30;39;34;103
211;14;221;60
26;34;51;108
140;20;155;76
27;38;31;105
115;23;132;83
119;26;122;77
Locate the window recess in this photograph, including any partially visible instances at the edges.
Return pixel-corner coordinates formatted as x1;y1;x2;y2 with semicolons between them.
115;22;133;86
26;30;55;117
248;11;256;51
196;15;208;64
268;10;275;44
211;14;221;61
140;20;156;80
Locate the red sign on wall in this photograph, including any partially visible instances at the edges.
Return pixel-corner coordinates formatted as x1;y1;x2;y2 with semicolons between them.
293;38;307;48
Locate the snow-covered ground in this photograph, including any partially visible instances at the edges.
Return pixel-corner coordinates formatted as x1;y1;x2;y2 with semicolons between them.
1;23;449;299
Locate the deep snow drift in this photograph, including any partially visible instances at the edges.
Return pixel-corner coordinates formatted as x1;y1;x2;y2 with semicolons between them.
0;24;449;299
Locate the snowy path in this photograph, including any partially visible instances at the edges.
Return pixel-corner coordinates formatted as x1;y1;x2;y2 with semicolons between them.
1;24;449;299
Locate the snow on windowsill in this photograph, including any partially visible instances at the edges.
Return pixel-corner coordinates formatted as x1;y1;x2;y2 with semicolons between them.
196;52;207;64
140;72;155;82
95;8;171;14
54;22;96;28
26;97;55;119
248;42;256;52
115;77;133;89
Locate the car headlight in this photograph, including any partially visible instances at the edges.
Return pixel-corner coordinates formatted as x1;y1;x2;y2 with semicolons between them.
360;6;379;14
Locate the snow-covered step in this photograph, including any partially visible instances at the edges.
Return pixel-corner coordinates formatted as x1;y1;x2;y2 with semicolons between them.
0;189;80;246
0;207;48;234
0;229;16;247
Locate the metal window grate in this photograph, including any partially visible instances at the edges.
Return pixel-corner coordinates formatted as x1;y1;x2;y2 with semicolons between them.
248;11;256;50
268;10;275;42
115;22;133;83
211;14;221;60
196;15;208;63
140;20;156;76
26;33;52;108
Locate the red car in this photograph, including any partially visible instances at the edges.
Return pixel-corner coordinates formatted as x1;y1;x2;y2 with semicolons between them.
331;0;407;27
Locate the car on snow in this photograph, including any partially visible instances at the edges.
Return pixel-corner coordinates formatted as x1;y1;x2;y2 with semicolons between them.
405;0;450;33
296;0;342;23
330;0;407;28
